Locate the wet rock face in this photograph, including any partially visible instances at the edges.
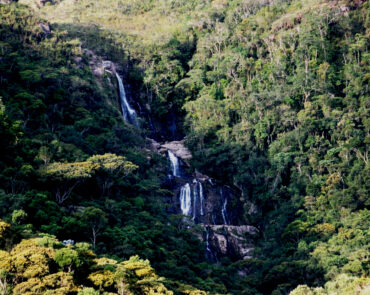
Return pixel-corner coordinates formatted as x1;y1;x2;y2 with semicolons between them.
166;177;243;226
204;225;258;261
83;49;118;79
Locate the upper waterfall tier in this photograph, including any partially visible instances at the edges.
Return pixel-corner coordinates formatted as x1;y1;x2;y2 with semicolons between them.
116;73;138;127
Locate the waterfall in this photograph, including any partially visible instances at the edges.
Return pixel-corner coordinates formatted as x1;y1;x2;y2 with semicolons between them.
208;179;215;186
206;229;212;257
192;180;198;220
168;150;180;177
205;227;217;262
222;197;228;224
199;181;204;216
115;73;138;127
192;180;204;220
220;188;229;225
180;183;191;216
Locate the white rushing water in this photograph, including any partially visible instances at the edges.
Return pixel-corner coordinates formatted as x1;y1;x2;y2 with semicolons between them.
220;188;229;225
168;150;180;177
180;183;192;216
199;181;204;216
205;227;217;262
192;180;205;220
206;229;212;257
192;180;198;220
116;73;138;126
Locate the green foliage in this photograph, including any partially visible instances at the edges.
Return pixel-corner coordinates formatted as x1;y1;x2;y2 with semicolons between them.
0;227;173;295
115;255;173;295
78;288;100;295
0;220;11;249
55;248;81;273
290;274;370;295
0;0;369;294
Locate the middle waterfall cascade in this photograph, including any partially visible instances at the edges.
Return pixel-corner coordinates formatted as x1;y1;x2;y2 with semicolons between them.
168;150;180;177
116;73;138;127
180;183;192;216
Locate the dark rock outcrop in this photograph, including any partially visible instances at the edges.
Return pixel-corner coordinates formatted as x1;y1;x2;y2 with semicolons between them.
203;225;258;260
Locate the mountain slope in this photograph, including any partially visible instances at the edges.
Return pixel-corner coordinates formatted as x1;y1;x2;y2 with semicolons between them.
0;0;369;294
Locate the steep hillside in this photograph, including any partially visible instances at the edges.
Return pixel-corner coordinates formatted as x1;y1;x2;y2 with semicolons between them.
0;4;229;294
1;0;369;294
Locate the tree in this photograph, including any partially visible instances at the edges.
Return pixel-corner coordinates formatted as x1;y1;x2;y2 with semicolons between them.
87;153;138;196
88;270;115;291
10;238;54;280
35;146;52;165
115;256;173;295
11;209;27;225
12;272;75;295
55;248;81;273
39;154;137;203
80;207;107;249
39;161;97;204
0;250;11;295
0;220;11;250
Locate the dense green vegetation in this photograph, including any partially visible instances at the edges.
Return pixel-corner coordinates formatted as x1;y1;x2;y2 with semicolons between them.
0;4;229;294
1;0;369;294
0;222;175;294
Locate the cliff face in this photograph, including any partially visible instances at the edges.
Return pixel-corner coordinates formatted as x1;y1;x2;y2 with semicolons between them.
205;225;257;261
166;177;243;226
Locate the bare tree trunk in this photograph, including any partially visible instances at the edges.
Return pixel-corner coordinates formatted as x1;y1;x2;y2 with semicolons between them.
0;278;7;295
91;226;97;249
55;181;79;204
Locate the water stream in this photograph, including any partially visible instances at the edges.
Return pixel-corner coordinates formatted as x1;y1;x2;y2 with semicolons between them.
168;150;180;177
116;73;138;127
179;183;192;216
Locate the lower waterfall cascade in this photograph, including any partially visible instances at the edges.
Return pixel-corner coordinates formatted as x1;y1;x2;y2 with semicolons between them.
179;183;191;216
160;147;258;262
205;226;218;262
